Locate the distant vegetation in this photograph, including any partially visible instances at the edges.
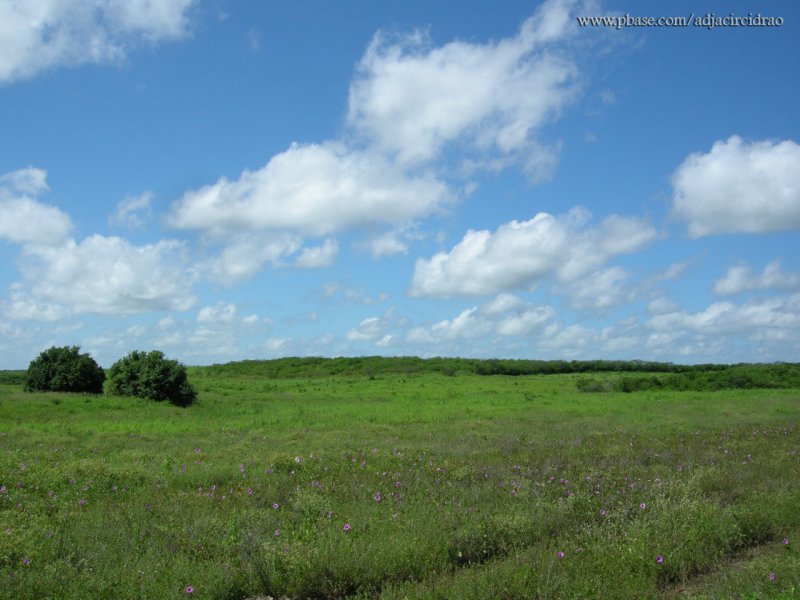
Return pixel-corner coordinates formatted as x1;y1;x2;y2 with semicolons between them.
193;356;800;392
576;363;800;393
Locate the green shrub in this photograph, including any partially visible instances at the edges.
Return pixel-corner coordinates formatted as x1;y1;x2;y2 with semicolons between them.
107;350;196;407
24;345;105;394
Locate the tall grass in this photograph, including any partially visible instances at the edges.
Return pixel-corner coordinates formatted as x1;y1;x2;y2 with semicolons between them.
0;370;798;598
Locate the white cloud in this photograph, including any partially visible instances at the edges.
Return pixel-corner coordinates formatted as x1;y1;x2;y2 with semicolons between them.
346;316;386;342
363;231;408;258
8;235;195;319
672;136;800;237
265;338;289;353
167;142;452;238
713;260;800;295
109;191;153;229
322;282;389;305
647;294;800;335
0;0;196;83
409;207;656;297
197;302;237;324
407;307;493;344
0;167;72;245
201;233;302;285
345;309;397;343
646;297;680;316
496;305;555;336
483;293;526;316
558;266;628;310
406;297;554;345
293;239;338;268
347;0;580;169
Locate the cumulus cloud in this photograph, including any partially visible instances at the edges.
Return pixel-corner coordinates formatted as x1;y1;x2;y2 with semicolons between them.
483;293;526;316
407;307;494;344
646;297;680;316
557;266;629;311
345;310;398;345
8;235;195;319
197;302;238;324
347;0;580;169
406;295;554;345
496;305;555;336
167;142;452;238
363;231;409;258
713;260;800;295
0;167;72;245
0;0;196;83
346;317;387;342
293;239;338;268
109;191;153;229
322;282;389;305
672;136;800;237
647;294;800;335
409;207;656;297
200;233;302;286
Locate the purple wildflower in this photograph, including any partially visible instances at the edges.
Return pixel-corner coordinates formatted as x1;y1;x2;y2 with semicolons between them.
656;555;664;564
193;448;200;453
769;572;776;581
639;502;647;509
78;498;86;506
782;537;789;545
22;557;30;566
373;491;381;502
272;502;279;510
246;487;253;495
556;551;565;559
185;585;194;593
239;463;245;472
343;523;351;532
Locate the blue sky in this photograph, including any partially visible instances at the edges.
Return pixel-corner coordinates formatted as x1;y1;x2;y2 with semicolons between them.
1;0;799;368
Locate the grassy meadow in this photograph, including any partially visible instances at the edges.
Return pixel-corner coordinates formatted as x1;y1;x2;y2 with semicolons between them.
1;361;799;599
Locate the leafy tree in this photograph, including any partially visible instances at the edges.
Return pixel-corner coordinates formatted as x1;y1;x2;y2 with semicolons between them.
25;346;105;394
108;350;196;407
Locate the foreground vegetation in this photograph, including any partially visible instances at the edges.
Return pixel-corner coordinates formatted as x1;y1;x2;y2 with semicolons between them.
1;360;798;598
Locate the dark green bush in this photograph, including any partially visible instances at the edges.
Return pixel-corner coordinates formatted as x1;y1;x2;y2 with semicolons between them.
25;346;105;394
108;350;196;407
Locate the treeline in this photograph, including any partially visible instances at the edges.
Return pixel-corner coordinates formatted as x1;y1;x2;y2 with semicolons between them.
0;370;26;385
576;363;800;393
193;356;799;381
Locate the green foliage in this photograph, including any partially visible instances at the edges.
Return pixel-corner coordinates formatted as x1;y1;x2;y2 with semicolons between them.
107;350;196;406
195;356;735;380
24;345;104;394
577;363;800;393
0;370;26;385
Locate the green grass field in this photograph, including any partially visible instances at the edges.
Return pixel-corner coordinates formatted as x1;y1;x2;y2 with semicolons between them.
1;365;798;599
